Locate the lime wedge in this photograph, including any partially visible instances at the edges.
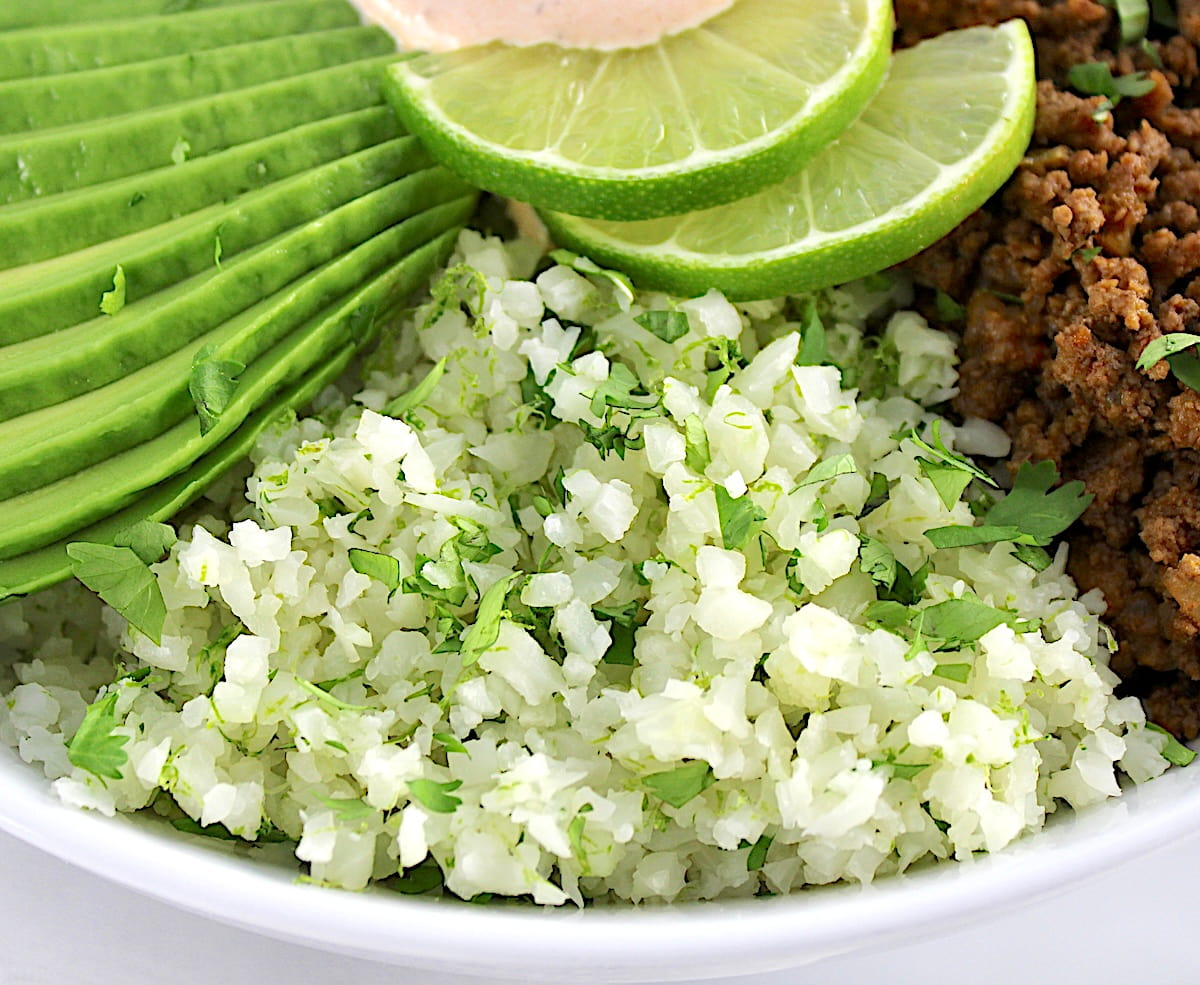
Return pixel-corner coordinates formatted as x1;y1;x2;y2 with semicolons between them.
542;21;1037;301
384;0;893;220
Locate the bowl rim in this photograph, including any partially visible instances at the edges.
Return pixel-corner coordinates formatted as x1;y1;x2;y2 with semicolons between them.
2;742;1198;982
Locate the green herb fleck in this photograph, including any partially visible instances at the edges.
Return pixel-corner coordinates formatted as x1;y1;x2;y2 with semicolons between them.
934;290;966;323
795;298;827;366
348;548;400;595
794;454;856;489
384;358;447;421
684;415;711;473
1136;333;1200;371
407;778;463;813
316;795;374;823
113;520;176;565
714;486;767;551
643;761;715;808
1147;722;1196;766
746;832;773;871
459;574;516;668
67;543;166;644
67;689;130;780
932;662;973;683
635;309;690;343
189;345;245;436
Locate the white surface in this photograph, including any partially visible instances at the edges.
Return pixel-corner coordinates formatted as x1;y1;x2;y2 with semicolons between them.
0;823;1197;985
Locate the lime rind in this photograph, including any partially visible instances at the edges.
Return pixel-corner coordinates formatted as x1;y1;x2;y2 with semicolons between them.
542;21;1037;301
384;0;894;220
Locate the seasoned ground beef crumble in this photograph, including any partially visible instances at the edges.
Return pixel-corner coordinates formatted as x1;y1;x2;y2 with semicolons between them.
897;0;1200;736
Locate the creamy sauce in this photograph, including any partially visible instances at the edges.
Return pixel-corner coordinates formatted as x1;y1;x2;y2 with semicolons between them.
352;0;736;51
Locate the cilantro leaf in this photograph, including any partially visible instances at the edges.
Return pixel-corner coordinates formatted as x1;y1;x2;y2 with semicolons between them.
433;731;469;756
459;574;516;668
873;758;930;780
934;290;965;323
859;537;897;591
393;857;444;895
932;662;972;683
68;690;129;780
295;677;371;713
746;832;773;871
864;600;912;632
635;310;690;343
1147;722;1196;766
100;264;126;316
924;524;1031;549
794;454;856;489
407;778;463;813
985;460;1092;542
595;600;645;666
714;486;767;551
643;761;714;808
348;548;401;595
549;248;635;307
922;461;976;510
316;795;374;823
189;345;245;436
172;816;239;841
1099;0;1149;43
384;358;447;421
920;596;1013;646
113;520;177;565
1012;542;1053;571
903;420;996;488
1136;333;1200;371
1075;245;1102;264
67;543;166;644
795;298;827;366
1168;351;1200;393
587;362;659;418
568;806;592;859
684;414;711;473
1067;61;1155;104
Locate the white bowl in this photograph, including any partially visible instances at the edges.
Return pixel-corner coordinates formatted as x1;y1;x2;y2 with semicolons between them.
0;737;1197;983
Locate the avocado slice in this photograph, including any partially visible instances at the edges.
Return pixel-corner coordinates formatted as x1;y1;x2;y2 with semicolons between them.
0;221;472;564
0;27;395;136
0;0;361;81
0;135;433;345
0;195;476;497
0;159;467;421
0;106;399;270
1;55;395;205
0;0;265;31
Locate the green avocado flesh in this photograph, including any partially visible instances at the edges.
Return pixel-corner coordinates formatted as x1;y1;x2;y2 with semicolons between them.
0;3;478;592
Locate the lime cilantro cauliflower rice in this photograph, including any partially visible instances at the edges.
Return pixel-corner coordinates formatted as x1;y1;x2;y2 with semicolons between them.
0;231;1175;904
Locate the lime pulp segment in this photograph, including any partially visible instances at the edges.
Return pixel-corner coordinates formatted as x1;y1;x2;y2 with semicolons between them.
542;21;1038;301
384;0;894;220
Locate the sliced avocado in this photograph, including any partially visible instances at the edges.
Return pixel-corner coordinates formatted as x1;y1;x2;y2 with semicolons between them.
0;162;471;420
0;222;471;564
0;27;395;136
0;195;476;497
0;135;433;345
0;106;399;270
0;0;361;81
0;0;265;31
1;55;395;205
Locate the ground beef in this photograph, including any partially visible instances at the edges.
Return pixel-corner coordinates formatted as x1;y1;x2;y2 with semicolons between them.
897;0;1200;737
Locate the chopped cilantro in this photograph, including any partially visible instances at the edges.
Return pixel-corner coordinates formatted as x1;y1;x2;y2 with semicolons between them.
795;297;827;366
189;345;245;436
1013;542;1053;572
932;662;973;683
859;537;898;591
67;689;130;780
873;758;930;780
635;309;690;343
921;596;1014;647
1075;245;1103;264
172;816;239;841
1147;722;1196;766
66;543;166;644
549;248;635;307
643;761;714;808
568;806;593;860
295;677;371;713
925;524;1030;549
684;414;711;473
407;778;463;813
348;548;400;594
1136;332;1200;371
934;290;966;323
986;461;1092;541
746;832;773;871
433;731;469;756
794;454;856;489
1169;351;1200;393
922;462;976;510
903;420;996;488
384;358;447;421
714;486;767;551
587;362;659;419
459;574;516;668
595;599;645;665
113;520;177;565
316;795;374;823
100;264;127;316
393;857;444;895
1067;62;1156;115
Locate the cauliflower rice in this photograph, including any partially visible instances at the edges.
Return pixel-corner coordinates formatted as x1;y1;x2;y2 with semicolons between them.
0;231;1173;904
